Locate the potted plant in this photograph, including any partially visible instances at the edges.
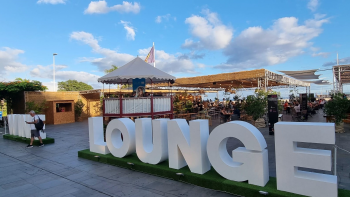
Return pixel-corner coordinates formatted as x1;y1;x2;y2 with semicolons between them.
243;91;267;127
323;93;350;133
75;99;85;122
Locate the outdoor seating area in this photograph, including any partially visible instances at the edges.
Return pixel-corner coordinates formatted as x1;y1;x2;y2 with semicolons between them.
2;2;350;196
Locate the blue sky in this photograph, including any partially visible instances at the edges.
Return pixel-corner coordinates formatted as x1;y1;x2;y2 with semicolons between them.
1;0;350;95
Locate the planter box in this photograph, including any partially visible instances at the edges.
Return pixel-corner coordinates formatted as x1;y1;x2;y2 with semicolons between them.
3;134;54;146
78;149;350;197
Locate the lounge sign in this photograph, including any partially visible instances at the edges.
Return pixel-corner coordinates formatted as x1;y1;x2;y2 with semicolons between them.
89;117;337;197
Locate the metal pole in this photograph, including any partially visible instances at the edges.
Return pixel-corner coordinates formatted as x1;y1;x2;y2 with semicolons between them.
309;86;310;96
53;53;57;91
53;55;55;92
153;42;156;68
332;67;335;93
339;67;342;93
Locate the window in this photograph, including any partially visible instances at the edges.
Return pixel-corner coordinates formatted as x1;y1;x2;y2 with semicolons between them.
56;103;72;113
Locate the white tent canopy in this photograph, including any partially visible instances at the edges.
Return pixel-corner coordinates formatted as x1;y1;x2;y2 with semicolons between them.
98;57;176;84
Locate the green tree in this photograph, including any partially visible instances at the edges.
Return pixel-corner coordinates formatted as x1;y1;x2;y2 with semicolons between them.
58;80;93;91
15;78;30;82
0;80;47;114
242;90;281;121
104;65;118;74
324;93;350;125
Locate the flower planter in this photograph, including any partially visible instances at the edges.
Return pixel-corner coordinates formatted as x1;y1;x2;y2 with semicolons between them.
335;122;345;133
255;118;266;128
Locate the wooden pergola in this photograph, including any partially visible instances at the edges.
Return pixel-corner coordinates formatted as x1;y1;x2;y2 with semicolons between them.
156;69;310;91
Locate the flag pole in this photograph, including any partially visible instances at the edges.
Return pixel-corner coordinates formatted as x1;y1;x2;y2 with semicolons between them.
153;42;155;67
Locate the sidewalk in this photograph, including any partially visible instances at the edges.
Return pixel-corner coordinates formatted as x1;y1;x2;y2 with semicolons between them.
0;111;349;196
0;122;234;197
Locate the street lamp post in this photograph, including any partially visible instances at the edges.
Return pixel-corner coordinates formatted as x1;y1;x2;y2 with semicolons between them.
53;53;57;91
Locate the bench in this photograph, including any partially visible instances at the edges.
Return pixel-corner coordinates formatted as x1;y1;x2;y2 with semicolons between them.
278;114;283;121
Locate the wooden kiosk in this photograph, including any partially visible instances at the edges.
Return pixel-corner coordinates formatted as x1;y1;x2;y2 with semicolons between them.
46;100;75;125
98;57;176;119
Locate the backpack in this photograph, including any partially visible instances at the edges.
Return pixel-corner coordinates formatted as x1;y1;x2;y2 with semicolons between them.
34;116;45;133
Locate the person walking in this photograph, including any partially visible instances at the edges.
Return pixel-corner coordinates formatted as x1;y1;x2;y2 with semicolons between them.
25;110;44;148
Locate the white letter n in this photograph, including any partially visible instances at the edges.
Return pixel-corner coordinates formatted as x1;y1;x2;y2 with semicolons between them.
167;119;210;174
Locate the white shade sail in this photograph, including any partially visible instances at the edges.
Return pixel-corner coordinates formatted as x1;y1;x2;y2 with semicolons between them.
290;75;321;79
278;69;320;80
98;57;176;84
303;80;331;85
278;69;318;76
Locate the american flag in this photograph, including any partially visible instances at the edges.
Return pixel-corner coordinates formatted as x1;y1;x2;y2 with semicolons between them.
144;46;155;63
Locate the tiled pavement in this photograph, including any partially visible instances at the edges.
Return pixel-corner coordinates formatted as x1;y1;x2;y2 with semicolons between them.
0;109;349;197
0;121;235;197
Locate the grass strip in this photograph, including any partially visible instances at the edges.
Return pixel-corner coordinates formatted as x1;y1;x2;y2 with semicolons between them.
77;149;350;197
3;134;55;146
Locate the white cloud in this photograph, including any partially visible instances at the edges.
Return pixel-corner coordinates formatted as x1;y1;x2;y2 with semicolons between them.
197;63;206;69
182;9;233;50
323;57;350;67
0;47;29;77
155;14;175;23
307;0;319;12
71;31;196;75
312;52;330;58
138;48;196;74
70;31;134;71
30;64;101;89
218;15;329;70
42;81;57;92
177;51;205;60
84;1;140;14
310;46;320;52
37;0;67;4
120;21;136;40
310;46;329;58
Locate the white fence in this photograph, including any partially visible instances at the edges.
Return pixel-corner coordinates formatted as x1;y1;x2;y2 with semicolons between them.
6;114;46;139
104;97;171;115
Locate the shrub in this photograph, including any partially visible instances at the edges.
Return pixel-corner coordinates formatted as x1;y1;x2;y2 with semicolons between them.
324;93;350;125
25;100;48;114
75;99;85;117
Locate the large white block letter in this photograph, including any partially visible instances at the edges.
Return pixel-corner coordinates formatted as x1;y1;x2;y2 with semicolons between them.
7;114;14;135
275;122;337;197
88;117;110;155
135;118;168;164
168;119;211;174
13;114;19;136
207;121;269;187
24;115;31;138
106;118;136;158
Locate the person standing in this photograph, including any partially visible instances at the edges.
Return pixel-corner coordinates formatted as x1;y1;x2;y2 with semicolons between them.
25;110;44;148
294;102;301;116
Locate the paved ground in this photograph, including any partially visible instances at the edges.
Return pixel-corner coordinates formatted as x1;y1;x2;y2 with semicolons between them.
0;121;235;197
0;109;349;197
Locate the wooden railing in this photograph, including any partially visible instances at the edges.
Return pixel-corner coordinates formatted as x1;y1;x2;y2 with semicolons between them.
103;96;172;118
